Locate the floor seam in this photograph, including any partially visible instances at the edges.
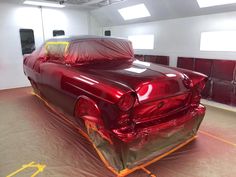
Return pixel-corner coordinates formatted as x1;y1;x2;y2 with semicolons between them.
199;130;236;147
141;167;157;177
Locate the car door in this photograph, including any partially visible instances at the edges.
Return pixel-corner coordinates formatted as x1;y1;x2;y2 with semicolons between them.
38;42;76;114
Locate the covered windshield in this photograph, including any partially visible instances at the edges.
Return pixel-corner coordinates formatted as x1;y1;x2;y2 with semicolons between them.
65;38;134;64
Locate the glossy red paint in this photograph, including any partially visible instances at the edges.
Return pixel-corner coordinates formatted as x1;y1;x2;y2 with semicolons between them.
23;36;207;153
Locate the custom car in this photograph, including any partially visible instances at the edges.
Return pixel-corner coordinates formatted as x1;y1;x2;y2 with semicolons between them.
23;36;207;172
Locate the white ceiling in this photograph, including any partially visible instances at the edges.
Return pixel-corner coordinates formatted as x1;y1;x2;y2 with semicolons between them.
2;0;125;9
2;0;236;26
90;0;236;26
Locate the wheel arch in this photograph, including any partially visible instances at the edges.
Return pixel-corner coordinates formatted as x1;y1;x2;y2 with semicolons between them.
73;95;103;126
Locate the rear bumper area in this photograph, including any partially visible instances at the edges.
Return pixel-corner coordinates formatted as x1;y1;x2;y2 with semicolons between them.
122;104;205;169
94;104;205;172
114;104;205;143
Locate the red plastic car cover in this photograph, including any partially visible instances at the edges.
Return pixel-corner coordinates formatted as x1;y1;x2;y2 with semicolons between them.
65;38;134;64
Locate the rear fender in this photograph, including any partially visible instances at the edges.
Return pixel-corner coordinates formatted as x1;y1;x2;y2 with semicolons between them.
74;95;113;144
74;95;103;125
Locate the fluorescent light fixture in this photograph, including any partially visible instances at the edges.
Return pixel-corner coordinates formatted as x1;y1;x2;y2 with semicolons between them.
128;34;154;50
200;31;236;52
23;0;65;8
197;0;236;8
118;4;150;20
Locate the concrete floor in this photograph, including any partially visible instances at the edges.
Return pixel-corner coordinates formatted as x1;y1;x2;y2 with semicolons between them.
0;87;236;177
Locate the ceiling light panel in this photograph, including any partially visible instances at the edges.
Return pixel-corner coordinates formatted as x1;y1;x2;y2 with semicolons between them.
197;0;236;8
118;4;151;20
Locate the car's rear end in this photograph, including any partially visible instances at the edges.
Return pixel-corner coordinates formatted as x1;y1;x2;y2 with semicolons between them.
65;37;207;173
89;66;207;172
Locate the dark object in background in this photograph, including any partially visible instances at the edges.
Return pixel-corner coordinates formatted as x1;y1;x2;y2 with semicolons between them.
144;55;169;65
177;57;195;70
211;81;234;105
104;30;111;36
19;29;35;55
195;59;212;77
177;57;236;106
134;54;169;66
134;54;144;61
53;30;65;37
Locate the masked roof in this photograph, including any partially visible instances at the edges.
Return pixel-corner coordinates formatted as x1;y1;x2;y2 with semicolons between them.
46;35;134;64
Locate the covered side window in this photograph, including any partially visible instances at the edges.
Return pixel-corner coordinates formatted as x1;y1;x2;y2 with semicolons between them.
65;38;134;64
45;42;69;62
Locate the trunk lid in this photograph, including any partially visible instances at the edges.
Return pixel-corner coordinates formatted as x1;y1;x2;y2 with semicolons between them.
77;60;191;103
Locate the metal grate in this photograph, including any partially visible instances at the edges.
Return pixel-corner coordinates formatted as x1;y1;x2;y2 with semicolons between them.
44;0;125;8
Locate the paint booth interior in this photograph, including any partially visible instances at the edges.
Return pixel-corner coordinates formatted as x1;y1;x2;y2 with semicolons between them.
1;0;236;177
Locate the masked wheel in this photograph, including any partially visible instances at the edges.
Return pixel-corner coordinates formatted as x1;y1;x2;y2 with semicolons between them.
84;120;124;172
85;120;100;144
29;79;40;95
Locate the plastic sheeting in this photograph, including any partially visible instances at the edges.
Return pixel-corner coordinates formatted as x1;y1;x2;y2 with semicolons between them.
85;106;205;174
65;38;134;64
1;87;236;177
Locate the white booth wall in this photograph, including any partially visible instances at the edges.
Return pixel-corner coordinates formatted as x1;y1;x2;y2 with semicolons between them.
102;11;236;67
0;2;91;90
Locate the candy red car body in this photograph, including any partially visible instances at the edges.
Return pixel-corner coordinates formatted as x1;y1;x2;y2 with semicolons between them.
23;36;207;171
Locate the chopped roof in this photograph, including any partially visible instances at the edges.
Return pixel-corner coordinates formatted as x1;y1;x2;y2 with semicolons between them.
47;35;130;43
45;35;134;64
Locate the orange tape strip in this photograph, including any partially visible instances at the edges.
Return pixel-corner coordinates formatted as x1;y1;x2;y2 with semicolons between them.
141;167;157;177
199;130;236;147
117;136;197;177
32;92;197;177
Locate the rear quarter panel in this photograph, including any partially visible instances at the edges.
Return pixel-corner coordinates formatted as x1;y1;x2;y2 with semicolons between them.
39;63;131;129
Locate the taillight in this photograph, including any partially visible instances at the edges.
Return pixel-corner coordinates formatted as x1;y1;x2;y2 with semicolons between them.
117;93;136;112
